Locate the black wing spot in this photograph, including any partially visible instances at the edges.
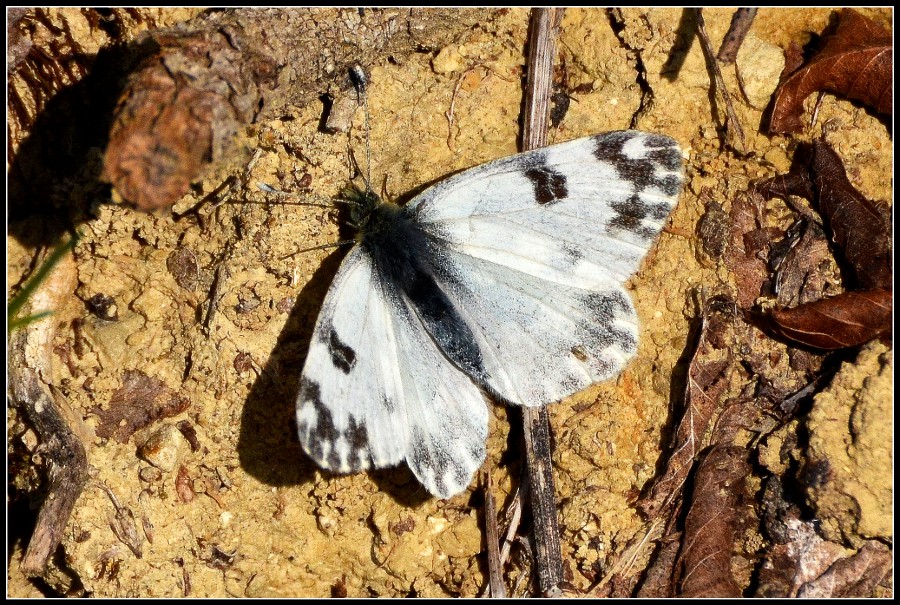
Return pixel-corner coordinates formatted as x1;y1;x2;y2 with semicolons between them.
610;194;655;239
592;131;681;195
580;291;636;353
525;165;569;205
327;328;357;374
297;378;338;463
298;377;370;472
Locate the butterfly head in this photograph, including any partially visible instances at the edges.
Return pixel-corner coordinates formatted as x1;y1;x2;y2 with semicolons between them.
340;183;384;232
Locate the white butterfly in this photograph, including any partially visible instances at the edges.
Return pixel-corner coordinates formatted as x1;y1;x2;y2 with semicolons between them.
295;131;683;498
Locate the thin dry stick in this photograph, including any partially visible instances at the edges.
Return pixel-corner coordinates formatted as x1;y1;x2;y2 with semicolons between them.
482;471;507;598
694;9;746;154
520;7;566;596
499;487;525;565
716;8;758;63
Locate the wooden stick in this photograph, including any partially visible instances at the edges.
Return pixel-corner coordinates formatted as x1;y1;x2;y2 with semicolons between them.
694;9;746;154
520;7;566;597
716;8;758;63
483;471;507;598
8;241;88;577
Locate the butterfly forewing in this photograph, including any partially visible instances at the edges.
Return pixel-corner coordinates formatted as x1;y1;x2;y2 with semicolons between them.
296;247;488;498
296;247;407;473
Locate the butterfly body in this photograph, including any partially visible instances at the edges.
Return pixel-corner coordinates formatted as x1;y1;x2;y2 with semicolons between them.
296;131;683;498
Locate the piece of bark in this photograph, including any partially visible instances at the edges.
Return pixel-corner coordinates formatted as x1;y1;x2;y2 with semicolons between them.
8;245;89;577
101;8;492;211
483;471;506;598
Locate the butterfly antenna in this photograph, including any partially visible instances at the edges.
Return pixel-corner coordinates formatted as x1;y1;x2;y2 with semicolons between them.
281;239;355;259
349;64;373;195
256;182;363;210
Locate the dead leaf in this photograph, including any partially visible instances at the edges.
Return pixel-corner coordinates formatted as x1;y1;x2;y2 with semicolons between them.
758;140;891;291
92;370;190;443
767;8;892;133
754;140;892;349
635;536;681;598
769;220;833;308
808;142;891;291
762;518;849;597
726;190;778;310
769;289;891;350
638;306;731;519
676;446;749;597
797;540;892;598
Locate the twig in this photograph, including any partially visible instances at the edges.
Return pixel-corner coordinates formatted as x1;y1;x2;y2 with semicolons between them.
8;243;88;577
499;486;525;565
694;9;746;154
445;67;475;151
520;7;566;597
101;8;494;211
521;8;564;150
716;8;758;63
483;471;507;598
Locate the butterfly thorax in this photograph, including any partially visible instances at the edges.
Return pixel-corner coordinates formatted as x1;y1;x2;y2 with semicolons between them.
356;195;422;270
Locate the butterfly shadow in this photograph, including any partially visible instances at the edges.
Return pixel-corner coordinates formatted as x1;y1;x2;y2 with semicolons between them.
236;238;433;508
237;248;343;488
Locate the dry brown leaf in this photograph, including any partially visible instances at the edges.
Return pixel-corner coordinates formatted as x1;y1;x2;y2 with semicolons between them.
758;140;891;291
797;540;892;598
769;289;892;350
754;139;892;349
807;142;891;292
769;220;832;308
92;370;190;443
767;8;892;133
676;446;749;597
635;537;681;598
638;308;731;519
726;190;777;310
